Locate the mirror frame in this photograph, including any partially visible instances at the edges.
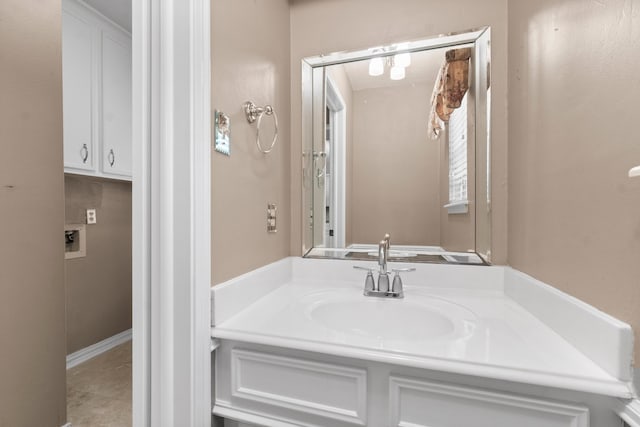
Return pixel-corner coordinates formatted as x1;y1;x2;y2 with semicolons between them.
300;27;492;264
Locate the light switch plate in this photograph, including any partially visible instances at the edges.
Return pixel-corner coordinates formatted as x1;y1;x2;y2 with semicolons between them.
267;203;277;233
86;209;97;224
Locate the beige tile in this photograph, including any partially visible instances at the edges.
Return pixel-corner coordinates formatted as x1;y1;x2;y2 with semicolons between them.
67;341;132;427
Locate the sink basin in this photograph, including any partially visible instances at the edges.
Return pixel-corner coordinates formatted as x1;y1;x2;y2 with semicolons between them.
304;291;476;342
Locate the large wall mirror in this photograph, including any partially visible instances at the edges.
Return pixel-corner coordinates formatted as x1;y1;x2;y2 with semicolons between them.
301;27;492;265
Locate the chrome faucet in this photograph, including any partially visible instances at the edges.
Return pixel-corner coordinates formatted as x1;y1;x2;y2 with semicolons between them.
377;238;390;292
353;233;414;298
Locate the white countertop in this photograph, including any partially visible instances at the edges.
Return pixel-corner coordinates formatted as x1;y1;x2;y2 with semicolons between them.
211;257;635;398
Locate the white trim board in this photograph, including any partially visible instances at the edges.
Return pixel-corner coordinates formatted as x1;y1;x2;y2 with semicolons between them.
616;399;640;427
325;75;346;248
131;0;150;423
131;0;211;423
66;328;132;370
137;0;212;425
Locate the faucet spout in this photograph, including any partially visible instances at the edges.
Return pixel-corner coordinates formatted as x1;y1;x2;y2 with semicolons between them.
378;239;388;274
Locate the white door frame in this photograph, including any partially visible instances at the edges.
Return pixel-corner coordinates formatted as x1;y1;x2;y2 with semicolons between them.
325;76;346;248
132;0;211;426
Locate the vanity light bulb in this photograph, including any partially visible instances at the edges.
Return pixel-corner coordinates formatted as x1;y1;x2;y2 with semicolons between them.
368;57;384;76
394;52;411;68
390;65;405;80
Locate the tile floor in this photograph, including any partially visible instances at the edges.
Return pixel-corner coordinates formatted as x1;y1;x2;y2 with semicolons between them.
66;341;132;427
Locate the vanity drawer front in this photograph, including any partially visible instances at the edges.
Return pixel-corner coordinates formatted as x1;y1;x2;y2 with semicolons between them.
389;376;589;427
230;349;367;425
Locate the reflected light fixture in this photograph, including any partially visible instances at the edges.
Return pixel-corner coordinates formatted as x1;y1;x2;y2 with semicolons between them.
390;63;405;80
368;46;410;80
368;56;384;76
394;43;411;68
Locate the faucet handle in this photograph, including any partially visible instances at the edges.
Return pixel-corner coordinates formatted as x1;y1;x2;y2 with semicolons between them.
391;267;416;273
391;268;415;295
353;266;376;292
391;272;403;295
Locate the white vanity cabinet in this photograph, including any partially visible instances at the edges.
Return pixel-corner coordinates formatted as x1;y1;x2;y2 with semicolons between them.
62;0;131;180
387;377;588;427
214;341;597;427
211;258;634;427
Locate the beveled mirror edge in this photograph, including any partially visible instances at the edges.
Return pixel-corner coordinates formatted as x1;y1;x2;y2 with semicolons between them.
473;27;492;264
300;26;492;265
302;27;489;68
301;60;313;256
304;247;490;266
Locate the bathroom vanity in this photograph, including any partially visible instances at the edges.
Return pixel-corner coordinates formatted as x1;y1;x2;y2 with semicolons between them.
211;257;635;427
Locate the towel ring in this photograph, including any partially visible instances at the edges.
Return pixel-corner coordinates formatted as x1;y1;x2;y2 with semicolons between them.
244;101;278;154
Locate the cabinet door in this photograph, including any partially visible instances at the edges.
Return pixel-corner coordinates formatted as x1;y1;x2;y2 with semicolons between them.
101;30;132;178
62;9;95;171
389;377;589;427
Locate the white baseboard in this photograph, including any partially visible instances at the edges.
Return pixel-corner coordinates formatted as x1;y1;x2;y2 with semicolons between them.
61;423;72;427
66;328;132;370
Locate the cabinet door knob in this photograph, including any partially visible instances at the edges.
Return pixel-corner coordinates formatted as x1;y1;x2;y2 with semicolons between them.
108;149;115;167
81;144;89;163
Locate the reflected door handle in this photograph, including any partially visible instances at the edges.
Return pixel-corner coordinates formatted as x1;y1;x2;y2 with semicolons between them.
313;151;327;188
313;151;326;178
81;144;89;163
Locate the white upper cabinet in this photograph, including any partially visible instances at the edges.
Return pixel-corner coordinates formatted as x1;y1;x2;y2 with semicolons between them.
62;0;131;180
101;31;132;177
62;9;95;172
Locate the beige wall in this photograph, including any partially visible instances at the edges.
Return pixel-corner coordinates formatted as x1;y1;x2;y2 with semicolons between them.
350;83;441;246
0;0;67;425
508;0;640;363
290;0;509;263
64;175;132;354
211;0;291;284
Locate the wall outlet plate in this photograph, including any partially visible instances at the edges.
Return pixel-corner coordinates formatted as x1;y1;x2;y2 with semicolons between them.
86;209;97;224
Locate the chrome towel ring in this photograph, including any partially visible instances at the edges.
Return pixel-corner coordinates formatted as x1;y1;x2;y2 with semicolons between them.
244;101;278;154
